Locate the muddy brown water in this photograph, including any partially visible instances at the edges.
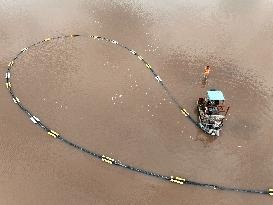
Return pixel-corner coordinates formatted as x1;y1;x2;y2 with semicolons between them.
0;0;273;204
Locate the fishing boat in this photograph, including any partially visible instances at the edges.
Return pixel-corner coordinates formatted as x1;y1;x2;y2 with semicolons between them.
197;89;230;136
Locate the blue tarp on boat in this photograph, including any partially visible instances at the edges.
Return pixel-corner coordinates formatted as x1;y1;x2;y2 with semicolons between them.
207;90;225;101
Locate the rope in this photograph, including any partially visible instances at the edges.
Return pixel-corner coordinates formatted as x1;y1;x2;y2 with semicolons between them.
5;34;272;197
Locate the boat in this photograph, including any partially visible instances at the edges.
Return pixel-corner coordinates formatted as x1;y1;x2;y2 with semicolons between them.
197;89;230;136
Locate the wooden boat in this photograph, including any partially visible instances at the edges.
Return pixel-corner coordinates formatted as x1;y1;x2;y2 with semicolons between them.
197;89;229;136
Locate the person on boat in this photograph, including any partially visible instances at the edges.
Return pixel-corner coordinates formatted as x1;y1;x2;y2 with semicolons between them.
204;66;210;79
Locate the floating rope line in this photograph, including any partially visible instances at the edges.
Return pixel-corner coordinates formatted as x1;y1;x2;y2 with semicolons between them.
5;34;272;196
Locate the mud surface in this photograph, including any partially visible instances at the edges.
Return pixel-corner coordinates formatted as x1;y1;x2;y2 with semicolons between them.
0;0;273;204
